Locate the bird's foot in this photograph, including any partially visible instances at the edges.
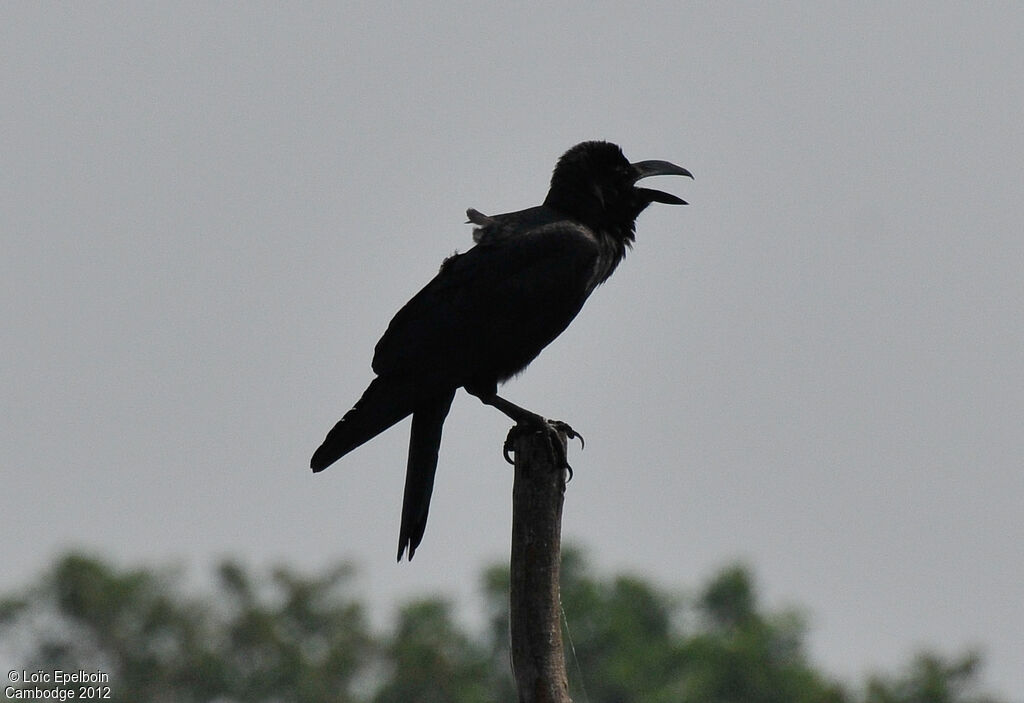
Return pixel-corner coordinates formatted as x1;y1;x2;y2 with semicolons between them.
503;419;584;480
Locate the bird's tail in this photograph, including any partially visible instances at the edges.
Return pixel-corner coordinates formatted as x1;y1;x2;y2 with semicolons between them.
310;377;414;472
397;389;456;562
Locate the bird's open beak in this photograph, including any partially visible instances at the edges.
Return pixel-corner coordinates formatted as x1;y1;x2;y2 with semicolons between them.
631;159;694;205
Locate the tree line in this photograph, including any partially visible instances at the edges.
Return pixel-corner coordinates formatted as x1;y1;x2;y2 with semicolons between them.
0;548;1001;703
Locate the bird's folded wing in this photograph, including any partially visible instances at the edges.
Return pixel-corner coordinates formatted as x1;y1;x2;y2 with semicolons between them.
372;220;600;383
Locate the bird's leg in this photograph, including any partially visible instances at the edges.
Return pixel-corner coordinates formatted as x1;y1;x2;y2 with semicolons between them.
475;393;584;477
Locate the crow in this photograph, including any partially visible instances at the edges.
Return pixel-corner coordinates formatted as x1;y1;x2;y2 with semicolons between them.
311;141;692;561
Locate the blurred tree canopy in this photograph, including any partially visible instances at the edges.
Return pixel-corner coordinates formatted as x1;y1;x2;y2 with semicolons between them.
0;548;1001;703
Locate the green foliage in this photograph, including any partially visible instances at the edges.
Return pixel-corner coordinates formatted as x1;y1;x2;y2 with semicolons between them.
372;599;492;703
0;549;1004;703
865;652;1002;703
3;553;370;702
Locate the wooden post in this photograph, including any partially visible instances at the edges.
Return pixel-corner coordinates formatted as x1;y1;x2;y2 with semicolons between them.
509;430;572;703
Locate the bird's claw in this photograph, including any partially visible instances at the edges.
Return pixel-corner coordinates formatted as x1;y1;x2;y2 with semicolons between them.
502;419;583;481
548;420;584;451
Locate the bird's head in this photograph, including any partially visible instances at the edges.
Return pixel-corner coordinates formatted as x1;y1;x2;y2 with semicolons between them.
543;141;693;241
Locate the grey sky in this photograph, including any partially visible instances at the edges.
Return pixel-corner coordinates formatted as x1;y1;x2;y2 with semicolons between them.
2;3;1021;698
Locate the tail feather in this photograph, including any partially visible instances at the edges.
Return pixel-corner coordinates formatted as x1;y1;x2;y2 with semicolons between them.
311;377;413;472
397;389;456;561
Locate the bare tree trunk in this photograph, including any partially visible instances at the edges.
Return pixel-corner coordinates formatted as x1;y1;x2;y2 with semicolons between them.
509;431;572;703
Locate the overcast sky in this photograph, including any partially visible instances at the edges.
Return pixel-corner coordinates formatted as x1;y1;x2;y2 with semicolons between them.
2;3;1022;699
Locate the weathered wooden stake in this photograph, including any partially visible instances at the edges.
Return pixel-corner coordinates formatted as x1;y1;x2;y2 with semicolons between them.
509;430;572;703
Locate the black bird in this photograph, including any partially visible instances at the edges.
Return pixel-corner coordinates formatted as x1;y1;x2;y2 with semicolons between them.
311;141;692;561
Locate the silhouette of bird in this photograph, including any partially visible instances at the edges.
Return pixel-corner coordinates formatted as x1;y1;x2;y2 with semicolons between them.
311;141;692;560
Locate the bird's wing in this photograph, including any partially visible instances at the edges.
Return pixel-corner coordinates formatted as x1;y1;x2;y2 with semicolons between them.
372;217;601;384
467;205;549;244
